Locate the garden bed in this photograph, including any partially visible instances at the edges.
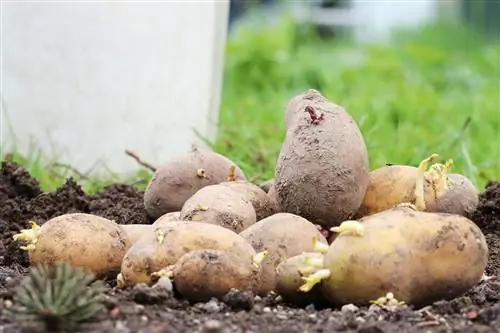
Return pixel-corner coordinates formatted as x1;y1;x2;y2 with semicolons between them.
1;160;499;333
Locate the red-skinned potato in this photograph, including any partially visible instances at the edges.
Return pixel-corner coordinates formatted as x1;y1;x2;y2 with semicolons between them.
143;148;246;220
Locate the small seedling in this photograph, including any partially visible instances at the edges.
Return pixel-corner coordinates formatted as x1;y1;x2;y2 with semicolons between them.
6;261;105;332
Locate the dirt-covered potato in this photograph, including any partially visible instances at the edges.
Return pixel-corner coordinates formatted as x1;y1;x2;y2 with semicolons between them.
120;224;153;249
169;249;263;303
267;183;281;213
275;89;370;229
120;221;256;286
179;184;257;233
356;155;478;218
239;213;328;296
300;206;488;307
259;178;275;194
219;180;277;221
152;212;182;227
275;252;326;307
13;213;128;278
143;148;246;220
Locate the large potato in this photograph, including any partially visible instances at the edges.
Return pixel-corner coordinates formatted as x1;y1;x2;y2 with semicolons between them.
239;213;328;296
13;213;128;279
171;249;262;303
274;89;370;229
143;148;246;220
120;221;256;286
219;180;277;221
302;206;488;307
179;184;257;233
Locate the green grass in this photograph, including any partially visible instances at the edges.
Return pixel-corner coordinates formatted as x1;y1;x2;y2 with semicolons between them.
4;17;500;192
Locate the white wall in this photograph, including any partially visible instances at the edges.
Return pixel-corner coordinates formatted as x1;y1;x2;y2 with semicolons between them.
1;0;229;175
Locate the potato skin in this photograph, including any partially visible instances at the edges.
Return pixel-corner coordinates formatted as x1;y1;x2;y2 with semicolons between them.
355;165;420;217
219;180;277;221
320;207;488;307
425;173;479;217
179;184;257;233
143;149;246;220
172;249;260;303
258;178;275;194
120;224;153;250
28;213;128;279
275;90;370;229
239;213;328;296
275;252;325;307
120;221;256;286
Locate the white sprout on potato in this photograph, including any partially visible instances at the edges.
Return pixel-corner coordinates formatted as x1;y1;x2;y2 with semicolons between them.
330;220;364;236
154;228;166;245
116;273;126;289
151;266;175;279
12;221;42;251
196;168;208;179
298;268;331;292
298;255;324;276
312;235;329;254
369;292;407;310
413;153;439;211
195;203;208;211
425;158;453;199
252;250;269;268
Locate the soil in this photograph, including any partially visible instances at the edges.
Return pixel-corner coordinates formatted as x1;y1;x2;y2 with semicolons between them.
1;160;499;333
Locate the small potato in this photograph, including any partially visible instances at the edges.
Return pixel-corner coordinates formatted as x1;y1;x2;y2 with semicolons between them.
258;179;275;194
171;249;261;303
120;221;256;286
219;180;277;221
301;206;488;307
239;213;328;296
152;212;182;227
275;252;325;307
180;184;257;233
275;89;370;229
13;213;128;279
143;148;246;220
120;224;153;249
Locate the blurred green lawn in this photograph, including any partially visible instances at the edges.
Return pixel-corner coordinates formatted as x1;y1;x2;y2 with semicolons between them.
5;18;500;193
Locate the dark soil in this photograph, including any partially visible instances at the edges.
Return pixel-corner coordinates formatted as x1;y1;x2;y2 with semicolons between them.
1;160;499;333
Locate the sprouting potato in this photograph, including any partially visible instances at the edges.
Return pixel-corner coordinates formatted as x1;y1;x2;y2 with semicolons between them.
13;213;128;279
356;154;478;218
299;206;488;307
239;213;329;296
218;179;277;221
165;249;266;303
143;148;246;220
119;221;256;287
275;252;326;307
275;89;370;229
179;183;257;233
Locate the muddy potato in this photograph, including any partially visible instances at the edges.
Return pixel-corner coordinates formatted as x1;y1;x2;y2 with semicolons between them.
152;212;182;227
425;173;479;217
13;213;128;278
275;89;370;229
179;184;257;233
171;249;262;303
120;224;153;249
259;178;275;194
143;148;246;220
275;252;326;307
219;180;277;220
267;183;281;213
239;213;328;296
302;206;488;307
120;221;256;286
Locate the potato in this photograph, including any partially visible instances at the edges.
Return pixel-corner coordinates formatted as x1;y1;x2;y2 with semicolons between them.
275;252;326;307
13;213;128;279
274;89;370;229
239;213;328;296
356;155;477;218
152;211;182;226
300;206;488;307
120;224;153;249
120;221;256;286
170;249;262;303
267;183;281;213
284;89;328;129
425;173;479;218
143;148;246;220
219;180;277;220
179;184;257;233
258;178;274;194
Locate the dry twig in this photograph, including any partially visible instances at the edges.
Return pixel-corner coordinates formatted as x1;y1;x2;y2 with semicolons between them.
125;150;156;172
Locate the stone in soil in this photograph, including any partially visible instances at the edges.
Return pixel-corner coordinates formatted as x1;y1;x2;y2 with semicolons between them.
1;160;499;332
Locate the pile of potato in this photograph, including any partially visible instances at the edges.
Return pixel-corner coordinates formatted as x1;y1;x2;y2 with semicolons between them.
13;89;488;309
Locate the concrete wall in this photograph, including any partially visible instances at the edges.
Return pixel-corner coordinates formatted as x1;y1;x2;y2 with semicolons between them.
1;0;229;175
